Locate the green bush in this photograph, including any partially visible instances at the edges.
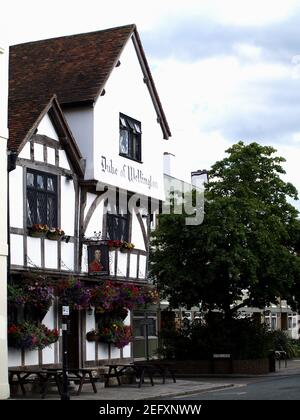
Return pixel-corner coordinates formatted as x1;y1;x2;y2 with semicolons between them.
157;314;274;360
271;330;300;358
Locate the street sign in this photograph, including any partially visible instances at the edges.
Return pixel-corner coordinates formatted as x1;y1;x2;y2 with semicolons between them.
213;354;231;358
62;306;69;316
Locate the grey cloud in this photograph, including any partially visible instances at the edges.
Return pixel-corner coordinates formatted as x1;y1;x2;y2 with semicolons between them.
198;77;300;144
142;15;300;65
141;16;300;144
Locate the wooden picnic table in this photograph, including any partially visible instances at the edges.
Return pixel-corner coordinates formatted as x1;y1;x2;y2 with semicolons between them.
104;363;154;388
134;360;176;384
9;368;61;398
44;368;97;396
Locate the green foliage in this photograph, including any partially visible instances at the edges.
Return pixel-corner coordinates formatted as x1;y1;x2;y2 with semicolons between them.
151;142;300;314
157;316;274;360
271;330;300;358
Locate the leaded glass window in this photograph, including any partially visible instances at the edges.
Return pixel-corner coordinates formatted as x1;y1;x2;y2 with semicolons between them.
119;113;142;162
26;169;58;227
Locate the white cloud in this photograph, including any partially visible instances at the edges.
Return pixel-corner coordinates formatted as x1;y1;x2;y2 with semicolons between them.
213;0;299;26
233;43;262;61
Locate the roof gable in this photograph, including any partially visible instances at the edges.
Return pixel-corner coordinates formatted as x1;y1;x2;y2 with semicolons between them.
17;95;84;177
9;24;171;152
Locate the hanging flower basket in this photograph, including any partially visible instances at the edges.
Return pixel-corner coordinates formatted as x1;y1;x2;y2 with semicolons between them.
7;284;27;306
86;320;133;348
56;278;91;310
86;330;98;342
8;281;54;320
8;322;59;350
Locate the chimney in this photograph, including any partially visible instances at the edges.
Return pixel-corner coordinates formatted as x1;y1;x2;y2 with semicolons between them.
191;169;208;189
163;152;175;176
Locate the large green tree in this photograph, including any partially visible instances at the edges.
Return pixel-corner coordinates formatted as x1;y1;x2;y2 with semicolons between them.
151;142;300;319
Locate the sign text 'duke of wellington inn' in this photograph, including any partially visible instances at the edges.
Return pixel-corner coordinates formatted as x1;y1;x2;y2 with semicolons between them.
7;24;171;370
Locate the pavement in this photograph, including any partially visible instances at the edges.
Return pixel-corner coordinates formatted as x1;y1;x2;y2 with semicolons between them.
9;358;300;400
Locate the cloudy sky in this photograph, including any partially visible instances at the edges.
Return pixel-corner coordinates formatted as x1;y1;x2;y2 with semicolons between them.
2;0;300;208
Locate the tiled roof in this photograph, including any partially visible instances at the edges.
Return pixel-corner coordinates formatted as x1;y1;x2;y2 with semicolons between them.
9;24;171;152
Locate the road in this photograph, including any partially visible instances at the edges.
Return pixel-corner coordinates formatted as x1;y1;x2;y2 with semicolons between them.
172;374;300;400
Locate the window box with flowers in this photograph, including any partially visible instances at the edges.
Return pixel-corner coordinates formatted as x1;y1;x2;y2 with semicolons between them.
8;322;59;350
120;241;135;253
28;224;49;238
108;240;135;252
46;227;65;241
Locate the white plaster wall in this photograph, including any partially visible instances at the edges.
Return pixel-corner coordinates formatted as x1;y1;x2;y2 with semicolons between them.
110;346;120;359
42;345;55;364
47;147;56;165
129;254;137;278
27;237;42;267
24;350;39;366
82;244;88;273
44;239;58;269
122;344;131;358
9;165;23;229
131;212;146;251
61;242;74;271
37;113;59;140
93;36;165;200
8;349;22;367
84;196;104;238
42;304;55;364
84;192;97;221
0;47;8;140
117;252;127;277
42;304;55;328
10;234;23;266
64;106;94;180
0;48;9;398
86;309;96;361
109;250;115;276
59;149;71;170
97;343;109;360
19;142;30;159
138;255;146;279
124;312;131;326
60;177;75;236
34;143;44;162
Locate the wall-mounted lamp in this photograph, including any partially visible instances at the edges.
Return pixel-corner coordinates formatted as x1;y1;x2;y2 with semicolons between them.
62;235;71;243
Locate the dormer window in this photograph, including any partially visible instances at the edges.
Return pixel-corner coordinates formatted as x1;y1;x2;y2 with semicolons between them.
119;113;142;162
